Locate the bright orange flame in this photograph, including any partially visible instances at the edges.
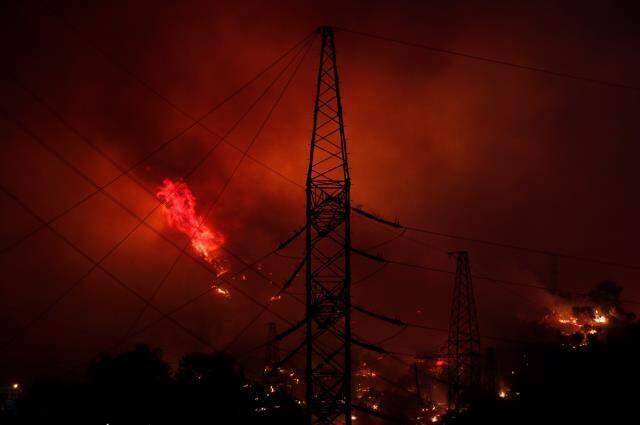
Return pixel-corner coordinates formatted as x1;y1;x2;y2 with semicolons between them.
157;179;224;263
593;310;608;324
211;284;231;299
545;306;614;346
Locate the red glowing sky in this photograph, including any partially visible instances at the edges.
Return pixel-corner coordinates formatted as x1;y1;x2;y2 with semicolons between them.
1;0;640;381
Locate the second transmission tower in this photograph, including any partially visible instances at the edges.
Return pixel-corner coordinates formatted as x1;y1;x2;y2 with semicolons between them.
447;251;481;410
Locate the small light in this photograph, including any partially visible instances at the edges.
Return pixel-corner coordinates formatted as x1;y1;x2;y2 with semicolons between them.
12;383;19;390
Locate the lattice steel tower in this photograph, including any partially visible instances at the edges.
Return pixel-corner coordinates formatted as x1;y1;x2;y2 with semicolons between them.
305;26;352;425
447;251;481;410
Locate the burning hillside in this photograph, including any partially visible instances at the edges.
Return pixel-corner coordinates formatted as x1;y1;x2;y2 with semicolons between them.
156;178;226;273
542;281;634;347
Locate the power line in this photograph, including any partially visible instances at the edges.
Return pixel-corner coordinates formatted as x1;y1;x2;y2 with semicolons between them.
3;19;372;375
0;28;318;355
235;239;637;375
385;258;543;289
209;35;315;206
20;6;640;279
0;54;308;354
352;206;640;273
353;298;546;347
2;238;292;377
114;34;316;348
335;27;640;93
383;256;640;305
0;184;216;352
7;13;640;402
72;245;290;377
0;31;314;258
234;262;390;361
171;39;316;353
44;4;639;280
352;213;640;309
402;225;640;271
46;4;309;188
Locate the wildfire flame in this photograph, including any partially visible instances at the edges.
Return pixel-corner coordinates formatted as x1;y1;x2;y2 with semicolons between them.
545;306;614;344
156;179;224;264
211;284;231;299
541;281;633;347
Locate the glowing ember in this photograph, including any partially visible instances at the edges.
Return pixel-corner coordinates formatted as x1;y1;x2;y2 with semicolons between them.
540;281;634;348
269;295;283;302
211;284;231;299
545;304;616;346
557;316;579;325
593;310;608;324
157;179;224;264
356;362;378;378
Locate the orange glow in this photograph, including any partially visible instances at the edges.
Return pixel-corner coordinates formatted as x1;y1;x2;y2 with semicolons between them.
545;305;614;345
157;178;224;264
557;316;579;325
211;284;231;299
593;310;608;324
269;295;283;302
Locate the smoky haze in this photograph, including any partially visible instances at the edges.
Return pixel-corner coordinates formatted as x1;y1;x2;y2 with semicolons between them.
1;0;639;382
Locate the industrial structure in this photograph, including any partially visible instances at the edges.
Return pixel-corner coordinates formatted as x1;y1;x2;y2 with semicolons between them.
447;251;481;409
3;13;629;424
305;26;353;425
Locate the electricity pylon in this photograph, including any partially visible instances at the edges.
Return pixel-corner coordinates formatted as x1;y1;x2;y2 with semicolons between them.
305;25;352;425
447;251;481;410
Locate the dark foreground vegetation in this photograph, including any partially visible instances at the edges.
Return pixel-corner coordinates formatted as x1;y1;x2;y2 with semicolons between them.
2;321;640;424
449;320;640;424
1;347;302;424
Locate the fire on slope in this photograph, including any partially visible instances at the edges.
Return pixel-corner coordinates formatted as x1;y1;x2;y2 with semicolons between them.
546;307;610;335
157;178;227;277
355;361;383;413
542;281;633;347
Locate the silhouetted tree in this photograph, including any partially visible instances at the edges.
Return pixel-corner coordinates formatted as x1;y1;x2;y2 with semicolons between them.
89;344;172;386
174;351;247;422
176;351;242;386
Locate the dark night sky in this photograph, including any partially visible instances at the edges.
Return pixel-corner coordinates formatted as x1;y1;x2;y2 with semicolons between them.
1;0;640;383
